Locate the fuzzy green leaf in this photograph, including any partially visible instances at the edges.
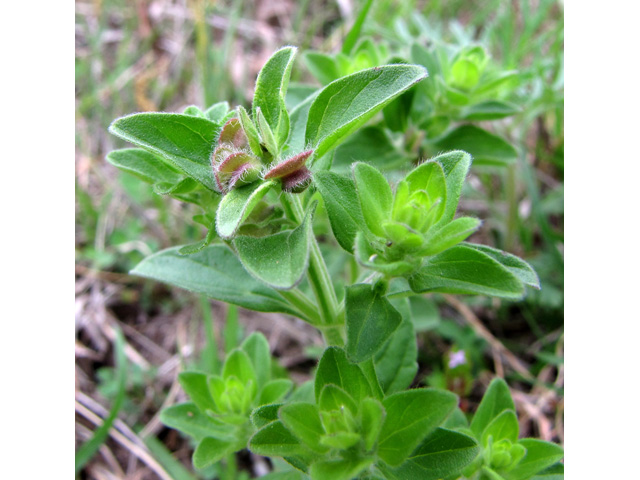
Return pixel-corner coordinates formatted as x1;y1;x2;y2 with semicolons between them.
314;347;372;404
431;150;472;225
279;403;329;454
420;217;481;256
360;397;385;452
378;389;458;466
313;170;367;253
306;65;427;159
178;372;216;413
434;125;517;166
223;349;257;386
462;243;540;289
240;332;272;388
310;457;374;480
253;46;297;147
482;410;519;446
160;403;231;442
506;440;564;480
234;202;315;290
374;311;418;395
303;52;341;86
106;148;182;185
131;245;298;315
408;245;525;299
215;180;275;239
461;100;520;121
205;101;230;123
251;404;282;429
470;378;516;438
259;379;294;405
345;284;402;363
382;428;480;480
318;384;358;415
249;420;306;457
353;162;393;238
193;437;235;469
109;113;220;190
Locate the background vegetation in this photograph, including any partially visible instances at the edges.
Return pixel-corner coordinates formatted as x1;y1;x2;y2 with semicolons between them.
75;0;564;478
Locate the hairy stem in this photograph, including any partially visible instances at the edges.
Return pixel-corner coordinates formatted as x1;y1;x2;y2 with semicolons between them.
280;193;344;345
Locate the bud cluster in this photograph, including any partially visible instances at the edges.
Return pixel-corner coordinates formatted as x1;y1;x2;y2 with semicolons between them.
211;117;313;194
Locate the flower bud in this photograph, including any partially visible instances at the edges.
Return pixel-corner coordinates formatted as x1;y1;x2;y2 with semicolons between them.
263;150;314;193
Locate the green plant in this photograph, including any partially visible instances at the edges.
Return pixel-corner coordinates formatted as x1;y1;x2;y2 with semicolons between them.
106;45;562;479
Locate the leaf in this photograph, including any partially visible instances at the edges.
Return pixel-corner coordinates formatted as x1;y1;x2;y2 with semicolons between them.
234;202;315;290
374;305;418;394
303;51;341;86
249;420;307;457
377;389;458;466
482;410;519;446
360;397;385;451
178;372;216;413
205;101;230;123
259;379;294;405
318;384;358;415
223;349;257;387
109;113;220;190
434;125;517;167
106;148;182;185
342;0;374;54
431;150;472;225
251;404;283;429
382;428;480;480
332;126;408;173
183;105;205;118
193;437;235;469
530;463;564;480
160;403;231;441
215;180;275;239
313;170;367;253
279;403;329;454
131;245;299;315
408;245;525;299
420;217;481;256
403;160;447;226
470;378;516;438
354;232;415;276
310;457;375;480
240;332;272;388
462;243;540;289
314;347;372;404
306;64;428;159
345;284;402;363
153;177;200;196
286;90;319;154
505;439;564;480
253;46;297;147
461;100;520;121
237;105;263;156
352;162;393;238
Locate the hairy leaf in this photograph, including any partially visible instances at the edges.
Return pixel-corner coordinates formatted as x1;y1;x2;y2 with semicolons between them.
306;65;427;159
345;284;402;363
234;202;315;290
109;113;220;190
131;245;298;315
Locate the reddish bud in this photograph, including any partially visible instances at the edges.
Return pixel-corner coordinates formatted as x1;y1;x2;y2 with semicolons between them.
282;166;312;193
218;118;249;149
263;150;313;180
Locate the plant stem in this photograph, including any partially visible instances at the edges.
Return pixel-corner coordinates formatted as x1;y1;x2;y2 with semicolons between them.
278;289;322;325
280;193;344;345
